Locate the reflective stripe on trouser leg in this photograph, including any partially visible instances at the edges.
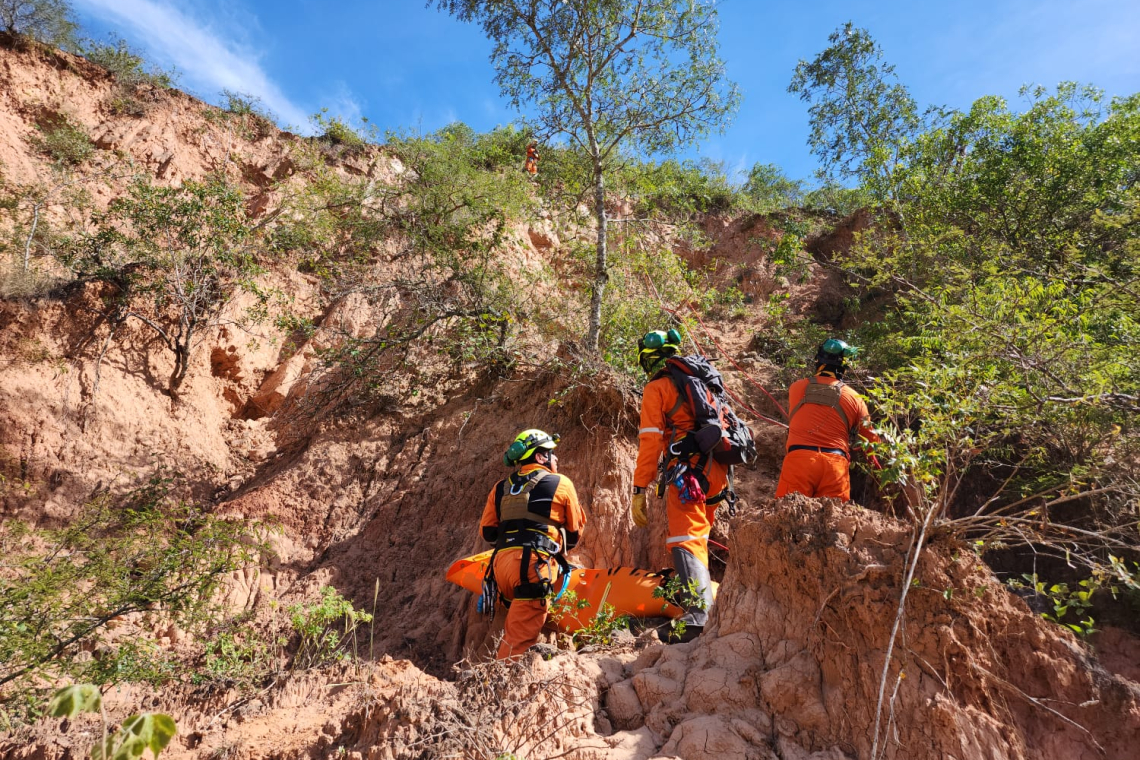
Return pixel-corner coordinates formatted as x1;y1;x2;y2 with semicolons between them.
671;546;713;627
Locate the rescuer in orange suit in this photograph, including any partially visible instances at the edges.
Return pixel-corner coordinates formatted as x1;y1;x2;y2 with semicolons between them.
524;141;539;177
630;329;727;641
775;339;881;501
479;429;585;659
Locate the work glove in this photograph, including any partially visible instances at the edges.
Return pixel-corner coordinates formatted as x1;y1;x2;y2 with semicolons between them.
631;491;648;528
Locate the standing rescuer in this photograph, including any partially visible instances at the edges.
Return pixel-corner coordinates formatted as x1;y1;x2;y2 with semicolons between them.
631;329;729;641
479;429;585;660
776;339;882;501
524;141;539;177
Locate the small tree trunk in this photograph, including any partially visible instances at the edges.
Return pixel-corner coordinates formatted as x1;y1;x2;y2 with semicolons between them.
168;342;190;396
585;159;608;353
24;201;40;272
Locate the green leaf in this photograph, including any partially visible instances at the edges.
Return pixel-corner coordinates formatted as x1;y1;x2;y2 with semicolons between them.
97;713;177;760
119;715;176;756
47;684;102;718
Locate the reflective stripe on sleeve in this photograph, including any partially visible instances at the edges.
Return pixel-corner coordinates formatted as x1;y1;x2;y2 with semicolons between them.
639;427;663;436
666;534;709;545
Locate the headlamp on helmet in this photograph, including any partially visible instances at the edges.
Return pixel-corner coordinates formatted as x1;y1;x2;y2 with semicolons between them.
504;429;560;466
637;328;682;373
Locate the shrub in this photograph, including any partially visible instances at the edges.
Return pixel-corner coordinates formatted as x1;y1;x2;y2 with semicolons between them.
287;587;373;670
82;37;176;89
312;110;368;152
217;90;276;139
0;0;78;50
0;473;266;727
742;162;804;212
30;114;93;165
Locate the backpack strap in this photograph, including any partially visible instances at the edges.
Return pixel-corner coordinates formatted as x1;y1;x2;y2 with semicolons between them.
495;470;561;528
788;376;853;431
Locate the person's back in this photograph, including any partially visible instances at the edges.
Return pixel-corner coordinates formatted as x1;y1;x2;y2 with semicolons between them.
775;340;880;501
785;375;870;453
479;429;584;659
630;330;729;642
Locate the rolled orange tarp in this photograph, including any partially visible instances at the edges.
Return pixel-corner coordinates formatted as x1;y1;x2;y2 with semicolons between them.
447;551;714;633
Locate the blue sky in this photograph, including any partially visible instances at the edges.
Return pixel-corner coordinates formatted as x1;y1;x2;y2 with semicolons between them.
73;1;1140;183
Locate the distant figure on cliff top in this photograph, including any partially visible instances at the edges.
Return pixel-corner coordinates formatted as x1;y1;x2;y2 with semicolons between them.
775;339;882;501
524;141;539;178
478;429;585;660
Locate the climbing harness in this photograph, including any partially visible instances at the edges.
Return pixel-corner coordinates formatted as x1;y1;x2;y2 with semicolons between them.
480;468;573;615
787;375;854;432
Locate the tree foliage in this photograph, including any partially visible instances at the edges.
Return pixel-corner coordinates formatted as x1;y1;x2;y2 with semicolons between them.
268;123;535;416
434;0;739;352
742;162;804;212
0;0;77;49
789;22;920;198
62;175;262;395
793;24;1140;617
0;474;264;724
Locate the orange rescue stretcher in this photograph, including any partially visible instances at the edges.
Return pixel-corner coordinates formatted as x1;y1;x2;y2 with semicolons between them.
446;550;713;633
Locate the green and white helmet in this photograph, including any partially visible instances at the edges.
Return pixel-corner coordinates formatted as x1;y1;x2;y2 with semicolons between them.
815;338;858;371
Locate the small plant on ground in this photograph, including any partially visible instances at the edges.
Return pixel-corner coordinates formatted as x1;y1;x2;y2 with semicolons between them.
652;575;710;641
287;587;373;670
196;630;275;689
82;36;176;89
47;684;176;760
548;590;630;649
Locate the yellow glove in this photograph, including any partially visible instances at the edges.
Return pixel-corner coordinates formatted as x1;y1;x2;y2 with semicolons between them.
631;491;648;528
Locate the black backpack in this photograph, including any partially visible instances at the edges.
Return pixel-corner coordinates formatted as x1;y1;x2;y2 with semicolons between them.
662;355;757;466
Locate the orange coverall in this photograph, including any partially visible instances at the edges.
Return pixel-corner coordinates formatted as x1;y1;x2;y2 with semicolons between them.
635;374;727;599
775;375;880;501
479;464;585;659
525;145;539;175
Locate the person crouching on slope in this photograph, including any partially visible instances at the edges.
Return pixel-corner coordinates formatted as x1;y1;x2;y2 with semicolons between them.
479;429;586;659
775;339;881;501
630;330;728;642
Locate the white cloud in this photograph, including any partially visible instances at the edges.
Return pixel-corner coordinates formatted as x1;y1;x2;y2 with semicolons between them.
324;81;363;126
74;0;311;130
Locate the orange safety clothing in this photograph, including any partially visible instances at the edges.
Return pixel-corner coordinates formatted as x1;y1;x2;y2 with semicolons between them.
525;145;539;175
491;549;558;659
665;458;726;566
479;463;585;660
784;375;879;454
480;464;586;546
775;449;852;500
777;374;880;500
636;373;727;566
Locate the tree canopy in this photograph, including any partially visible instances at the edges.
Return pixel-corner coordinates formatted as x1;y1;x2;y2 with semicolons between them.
433;0;739;351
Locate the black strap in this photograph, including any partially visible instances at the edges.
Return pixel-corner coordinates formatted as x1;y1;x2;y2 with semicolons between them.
788;444;849;459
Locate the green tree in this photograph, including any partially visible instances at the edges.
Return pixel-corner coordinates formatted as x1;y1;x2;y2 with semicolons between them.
0;0;77;49
0;475;264;717
742;162;804;211
788;22;919;202
433;0;739;352
62;175;262;396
